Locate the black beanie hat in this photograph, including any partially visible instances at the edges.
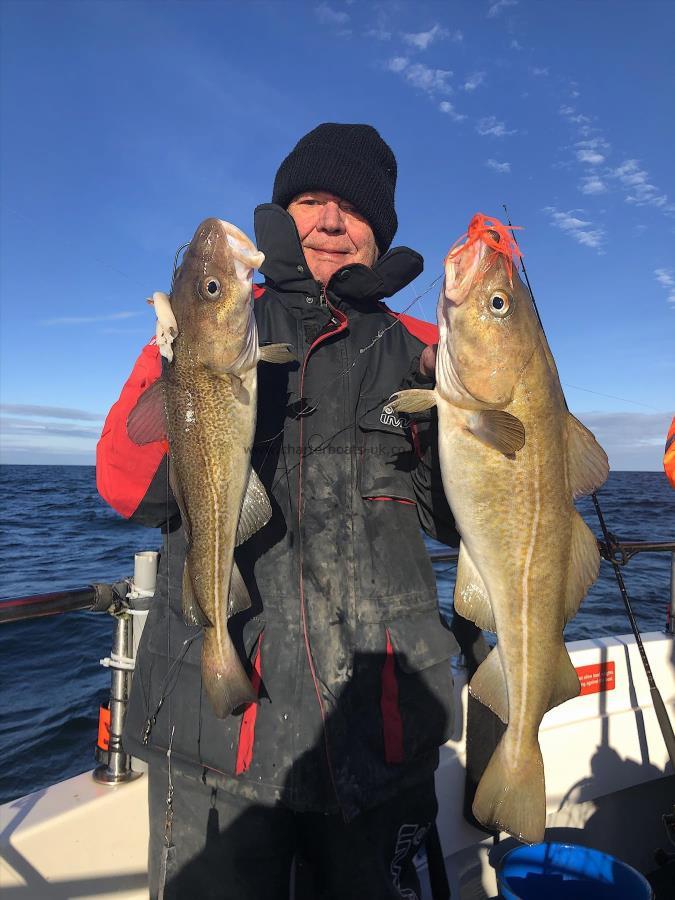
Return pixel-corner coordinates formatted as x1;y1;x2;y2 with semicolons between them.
272;123;398;252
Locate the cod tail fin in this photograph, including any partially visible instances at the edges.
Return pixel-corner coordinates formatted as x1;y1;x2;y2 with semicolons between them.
472;733;546;844
201;627;257;719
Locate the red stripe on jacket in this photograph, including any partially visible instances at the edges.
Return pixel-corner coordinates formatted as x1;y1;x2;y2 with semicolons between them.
381;629;404;764
235;636;264;775
96;341;165;519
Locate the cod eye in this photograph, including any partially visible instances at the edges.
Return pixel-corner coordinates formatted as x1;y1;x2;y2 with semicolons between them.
489;291;512;318
201;276;221;299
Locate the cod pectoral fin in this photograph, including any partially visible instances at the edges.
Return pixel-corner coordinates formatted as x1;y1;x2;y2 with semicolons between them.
236;468;273;546
454;543;496;633
469;647;508;723
566;414;609;499
467;410;525;457
258;343;297;364
388;389;438;413
126;379;168;445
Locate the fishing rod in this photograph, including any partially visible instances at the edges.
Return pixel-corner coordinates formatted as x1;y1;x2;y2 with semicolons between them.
502;203;675;785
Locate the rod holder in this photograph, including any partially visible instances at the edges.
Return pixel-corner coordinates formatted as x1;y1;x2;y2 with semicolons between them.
93;611;142;785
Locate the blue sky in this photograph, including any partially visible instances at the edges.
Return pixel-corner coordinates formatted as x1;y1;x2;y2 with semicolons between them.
0;0;673;470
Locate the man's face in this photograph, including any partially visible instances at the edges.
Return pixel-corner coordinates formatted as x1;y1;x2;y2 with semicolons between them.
287;191;379;285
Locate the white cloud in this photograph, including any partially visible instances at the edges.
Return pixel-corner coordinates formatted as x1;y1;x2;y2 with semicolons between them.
476;116;516;137
530;66;549;76
387;56;408;73
486;158;511;173
402;23;448;50
450;29;464;42
463;71;486;92
580;175;607;195
559;105;591;126
611;159;673;211
0;404;102;421
576;137;610;154
577;148;605;165
406;63;453;93
315;3;349;25
487;0;518;18
0;417;101;439
574;412;672;470
366;26;391;40
365;9;391;40
40;310;142;326
510;39;523;50
655;268;675;305
387;57;453;96
543;206;605;250
439;100;466;122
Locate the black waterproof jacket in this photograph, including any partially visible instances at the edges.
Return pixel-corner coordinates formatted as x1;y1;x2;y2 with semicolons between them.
114;205;459;819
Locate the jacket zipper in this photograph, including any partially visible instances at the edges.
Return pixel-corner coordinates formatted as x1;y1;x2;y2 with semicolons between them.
296;300;350;817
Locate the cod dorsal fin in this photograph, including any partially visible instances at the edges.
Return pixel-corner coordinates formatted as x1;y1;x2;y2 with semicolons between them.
564;511;601;623
453;543;496;633
227;562;252;617
182;560;210;627
469;647;509;723
236;468;272;546
567;414;609;499
548;646;581;710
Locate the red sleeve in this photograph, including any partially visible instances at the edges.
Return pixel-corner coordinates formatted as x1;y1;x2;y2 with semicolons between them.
96;341;167;519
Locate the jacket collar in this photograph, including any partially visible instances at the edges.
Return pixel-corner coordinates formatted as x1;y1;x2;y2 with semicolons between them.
254;204;424;304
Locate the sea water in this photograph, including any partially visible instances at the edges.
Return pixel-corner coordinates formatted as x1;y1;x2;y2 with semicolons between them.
0;465;673;804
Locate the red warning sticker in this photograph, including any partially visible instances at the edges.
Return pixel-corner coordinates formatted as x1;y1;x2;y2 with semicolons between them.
97;705;111;750
576;662;616;695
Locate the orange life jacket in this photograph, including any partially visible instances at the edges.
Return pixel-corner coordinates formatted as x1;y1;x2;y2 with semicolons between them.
664;417;675;488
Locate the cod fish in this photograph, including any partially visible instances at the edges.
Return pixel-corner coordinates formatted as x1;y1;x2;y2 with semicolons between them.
390;214;608;843
128;218;294;718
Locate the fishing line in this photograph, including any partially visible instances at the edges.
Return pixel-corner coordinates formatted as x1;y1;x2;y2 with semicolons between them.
503;201;675;778
171;243;189;288
560;383;660;412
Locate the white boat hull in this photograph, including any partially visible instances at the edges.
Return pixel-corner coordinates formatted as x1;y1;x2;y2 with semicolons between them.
2;632;674;899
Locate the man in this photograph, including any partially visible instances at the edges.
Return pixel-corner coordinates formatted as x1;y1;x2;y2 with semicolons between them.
97;123;459;899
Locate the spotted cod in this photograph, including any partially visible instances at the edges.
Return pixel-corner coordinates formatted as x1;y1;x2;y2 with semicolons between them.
128;218;294;718
390;214;609;843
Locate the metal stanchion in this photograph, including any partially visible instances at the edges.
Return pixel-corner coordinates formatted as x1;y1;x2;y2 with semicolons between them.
93;551;158;785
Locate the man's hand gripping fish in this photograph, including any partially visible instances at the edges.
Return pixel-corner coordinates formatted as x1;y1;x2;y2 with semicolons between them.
127;218;295;718
390;214;609;843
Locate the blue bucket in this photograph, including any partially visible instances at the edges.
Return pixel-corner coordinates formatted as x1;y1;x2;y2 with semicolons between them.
497;842;653;900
